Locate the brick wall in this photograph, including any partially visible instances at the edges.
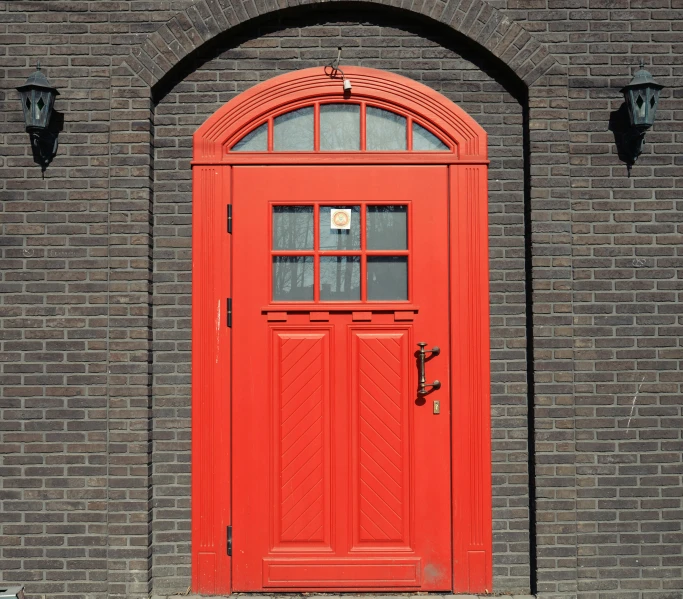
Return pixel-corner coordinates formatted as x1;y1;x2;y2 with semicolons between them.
502;3;683;597
0;0;681;598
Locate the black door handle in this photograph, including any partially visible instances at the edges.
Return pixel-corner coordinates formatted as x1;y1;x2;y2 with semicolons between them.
416;342;441;395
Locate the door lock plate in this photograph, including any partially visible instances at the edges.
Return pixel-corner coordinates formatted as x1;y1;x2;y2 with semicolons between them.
433;400;440;414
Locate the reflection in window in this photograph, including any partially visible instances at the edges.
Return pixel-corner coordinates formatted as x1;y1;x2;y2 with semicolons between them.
367;256;408;301
367;206;407;250
230;105;453;153
273;257;314;301
320;256;360;301
320;104;360;151
273;206;314;250
366;107;407;151
412;122;449;151
273;107;314;151
232;123;267;151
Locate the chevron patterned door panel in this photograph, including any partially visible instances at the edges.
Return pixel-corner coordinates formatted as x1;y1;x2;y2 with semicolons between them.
272;331;331;547
232;166;452;591
351;330;411;548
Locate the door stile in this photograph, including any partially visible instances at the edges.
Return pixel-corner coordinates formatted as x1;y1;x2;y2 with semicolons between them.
192;165;232;594
450;163;492;592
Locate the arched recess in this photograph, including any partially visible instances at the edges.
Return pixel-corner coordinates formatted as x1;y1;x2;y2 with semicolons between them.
107;3;575;599
191;66;491;594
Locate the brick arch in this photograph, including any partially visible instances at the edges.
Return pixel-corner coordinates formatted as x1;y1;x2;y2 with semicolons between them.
106;3;574;599
123;0;559;91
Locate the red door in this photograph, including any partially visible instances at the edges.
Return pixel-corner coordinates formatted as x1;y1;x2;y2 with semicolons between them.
232;165;451;591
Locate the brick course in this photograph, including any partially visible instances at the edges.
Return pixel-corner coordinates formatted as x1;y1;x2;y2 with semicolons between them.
0;0;681;598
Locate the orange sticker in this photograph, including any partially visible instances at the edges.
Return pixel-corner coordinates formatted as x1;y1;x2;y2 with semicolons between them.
331;208;351;230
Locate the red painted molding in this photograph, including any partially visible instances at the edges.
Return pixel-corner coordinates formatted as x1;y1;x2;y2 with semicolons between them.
192;67;491;594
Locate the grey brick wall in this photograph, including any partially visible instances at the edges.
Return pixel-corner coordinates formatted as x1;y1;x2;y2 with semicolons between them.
0;0;681;598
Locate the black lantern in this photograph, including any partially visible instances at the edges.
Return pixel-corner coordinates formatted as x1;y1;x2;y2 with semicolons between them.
618;63;664;172
16;62;60;170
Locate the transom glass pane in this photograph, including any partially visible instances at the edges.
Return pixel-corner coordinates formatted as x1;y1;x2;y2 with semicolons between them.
320;104;361;151
273;107;314;151
232;122;267;151
367;256;408;301
366;206;407;250
366;107;407;151
319;206;361;250
412;122;449;151
320;256;360;301
273;256;314;301
272;206;314;250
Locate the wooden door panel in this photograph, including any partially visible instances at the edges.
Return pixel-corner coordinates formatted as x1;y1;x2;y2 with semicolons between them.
262;557;422;588
272;330;331;548
351;330;411;549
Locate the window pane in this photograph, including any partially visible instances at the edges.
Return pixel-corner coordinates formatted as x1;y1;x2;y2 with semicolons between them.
320;104;360;151
367;256;408;301
320;256;360;301
412;122;448;151
273;257;313;301
367;206;407;250
273;107;314;151
319;206;361;250
273;206;313;250
366;107;406;151
232;123;267;151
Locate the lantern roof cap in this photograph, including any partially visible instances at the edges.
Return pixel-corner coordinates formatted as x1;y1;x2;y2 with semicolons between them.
620;63;664;93
16;62;59;94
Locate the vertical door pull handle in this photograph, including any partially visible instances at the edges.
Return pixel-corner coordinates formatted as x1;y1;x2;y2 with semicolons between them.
416;342;441;395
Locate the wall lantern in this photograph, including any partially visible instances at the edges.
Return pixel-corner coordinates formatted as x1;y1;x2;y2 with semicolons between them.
619;63;664;172
16;62;60;171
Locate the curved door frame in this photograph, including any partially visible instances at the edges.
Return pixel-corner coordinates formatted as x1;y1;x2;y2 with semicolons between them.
191;67;492;595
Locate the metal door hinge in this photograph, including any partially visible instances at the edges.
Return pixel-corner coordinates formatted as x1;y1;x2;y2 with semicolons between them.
227;525;232;556
227;298;232;328
227;204;232;233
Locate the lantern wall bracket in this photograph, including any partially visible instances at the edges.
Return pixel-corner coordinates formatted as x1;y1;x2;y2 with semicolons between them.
28;129;59;171
613;62;664;176
16;61;60;172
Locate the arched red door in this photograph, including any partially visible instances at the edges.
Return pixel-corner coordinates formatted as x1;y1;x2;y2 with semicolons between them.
191;67;492;595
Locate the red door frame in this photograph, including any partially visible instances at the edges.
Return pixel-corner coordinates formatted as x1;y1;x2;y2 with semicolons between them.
190;67;492;595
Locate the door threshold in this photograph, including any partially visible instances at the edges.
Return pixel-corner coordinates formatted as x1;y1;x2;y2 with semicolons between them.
153;594;536;599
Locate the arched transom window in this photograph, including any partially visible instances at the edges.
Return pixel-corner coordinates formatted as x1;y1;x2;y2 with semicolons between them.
230;103;451;153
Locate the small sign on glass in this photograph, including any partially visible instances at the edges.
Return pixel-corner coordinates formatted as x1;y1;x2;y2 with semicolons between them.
330;208;352;230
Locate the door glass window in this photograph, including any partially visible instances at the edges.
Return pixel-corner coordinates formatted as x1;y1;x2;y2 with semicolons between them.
366;107;407;151
273;107;314;151
412;122;449;151
320;104;361;151
231;122;267;152
272;256;314;301
273;206;314;250
320;256;361;301
319;205;361;250
366;205;407;250
271;203;409;303
230;104;450;152
367;256;408;301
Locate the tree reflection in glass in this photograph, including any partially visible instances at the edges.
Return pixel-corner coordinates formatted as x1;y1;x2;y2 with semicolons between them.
273;206;313;250
320;256;360;301
273;257;313;301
